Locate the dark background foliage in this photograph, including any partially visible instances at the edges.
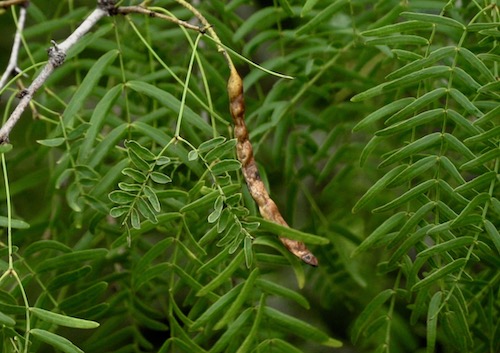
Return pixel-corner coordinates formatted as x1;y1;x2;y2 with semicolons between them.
0;0;498;352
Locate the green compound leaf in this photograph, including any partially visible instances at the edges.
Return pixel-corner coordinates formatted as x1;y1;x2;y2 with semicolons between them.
352;97;415;131
31;329;84;353
427;291;442;353
0;216;30;229
401;12;465;29
352;212;407;256
351;289;393;343
412;258;467;291
264;307;342;347
30;307;99;329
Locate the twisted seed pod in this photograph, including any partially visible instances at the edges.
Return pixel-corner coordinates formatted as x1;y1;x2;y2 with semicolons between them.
227;66;318;267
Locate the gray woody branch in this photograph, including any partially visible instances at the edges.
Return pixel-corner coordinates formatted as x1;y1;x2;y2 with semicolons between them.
0;0;206;143
0;4;27;90
0;5;109;143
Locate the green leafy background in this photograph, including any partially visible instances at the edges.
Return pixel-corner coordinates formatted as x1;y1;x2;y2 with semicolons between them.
0;0;498;352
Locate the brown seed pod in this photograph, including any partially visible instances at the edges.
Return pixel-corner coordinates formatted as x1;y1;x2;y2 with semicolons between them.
227;66;318;267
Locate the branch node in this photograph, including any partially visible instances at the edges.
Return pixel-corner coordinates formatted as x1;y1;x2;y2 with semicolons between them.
47;40;66;67
98;0;117;16
16;89;28;99
199;25;212;35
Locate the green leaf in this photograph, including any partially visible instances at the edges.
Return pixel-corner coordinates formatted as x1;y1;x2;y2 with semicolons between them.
62;50;119;128
109;205;129;218
296;0;349;35
351;289;393;343
88;123;128;168
214;268;259;329
255;278;310;309
126;81;212;135
377;109;444;136
136;197;158;223
417;237;475;258
37;137;65;147
352;212;406;256
359;135;382;167
23;240;72;257
122;168;147;183
211;159;241;175
387;156;438;188
484;220;500;254
59;282;108;312
204;139;238;162
36;249;108;273
144;185;161;212
181;184;240;213
401;12;465;29
474;104;500;126
373;179;436;213
109;190;135;204
352;165;407;213
128;147;151;171
379;132;442;168
0;144;13;153
264;307;342;347
464;126;500;145
460;148;500;170
0;216;30;229
209;309;252;353
196;251;245;297
364;35;428;46
233;7;284;42
352;97;415;131
190;284;242;331
66;182;82;212
0;311;15;326
351;66;450;102
385;88;447;125
458;47;496;82
78;84;122;163
150;171;171;184
387;46;455;80
427;291;442;353
446;109;482;136
452;193;490;226
188;150;199;161
198;136;226;153
411;258;467;291
247;216;328;245
47;266;92;291
443;133;476;160
388;202;435;249
31;329;83;353
449;88;484;118
454;171;496;193
361;21;432;36
118;182;141;192
124;140;156;161
30;307;99;329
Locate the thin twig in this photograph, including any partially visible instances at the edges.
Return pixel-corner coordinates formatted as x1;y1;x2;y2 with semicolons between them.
0;0;27;8
0;6;108;143
116;6;203;32
0;4;27;91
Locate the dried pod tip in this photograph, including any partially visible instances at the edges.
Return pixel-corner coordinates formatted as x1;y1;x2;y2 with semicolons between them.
227;67;243;101
302;253;319;267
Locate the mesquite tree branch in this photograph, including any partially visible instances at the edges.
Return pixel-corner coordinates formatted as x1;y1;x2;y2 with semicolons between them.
0;6;109;143
0;0;27;8
0;3;27;91
0;0;319;265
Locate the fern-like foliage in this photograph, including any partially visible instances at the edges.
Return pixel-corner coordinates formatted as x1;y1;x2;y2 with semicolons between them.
0;0;498;352
350;2;499;353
